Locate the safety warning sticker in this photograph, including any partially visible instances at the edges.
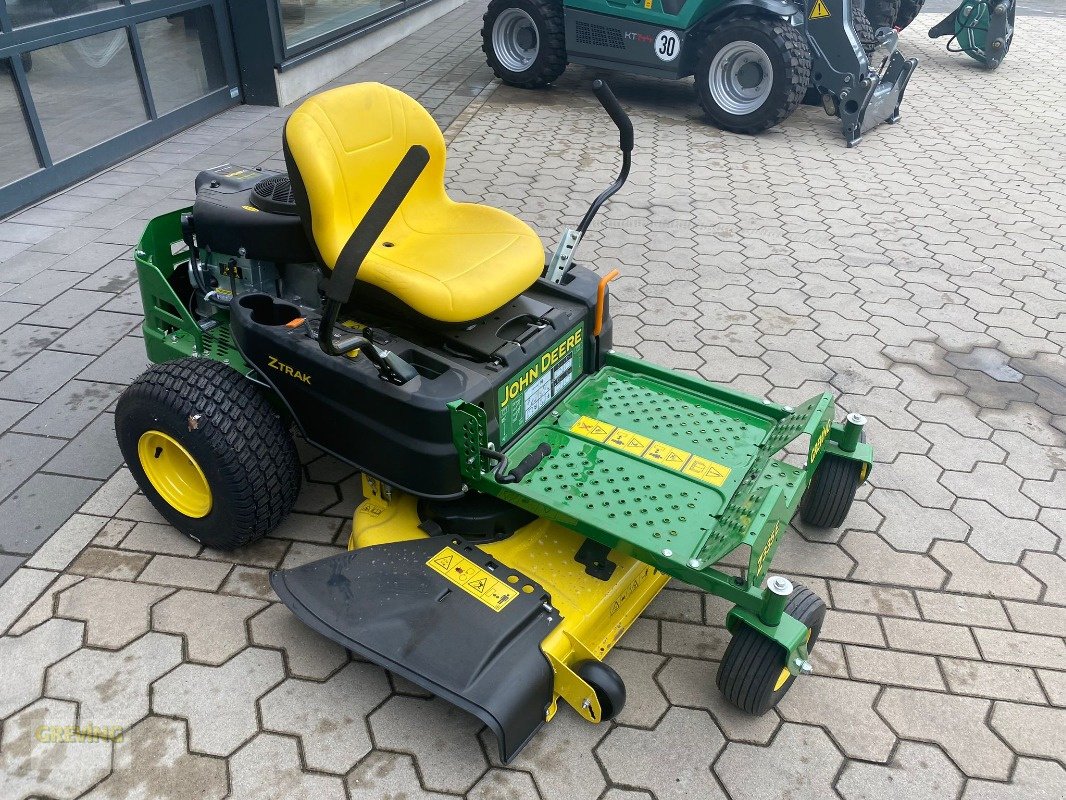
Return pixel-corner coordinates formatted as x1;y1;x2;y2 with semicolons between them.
426;547;519;612
809;0;831;19
569;416;733;487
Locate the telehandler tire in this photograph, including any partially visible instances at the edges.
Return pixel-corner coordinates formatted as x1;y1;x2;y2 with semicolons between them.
864;0;902;30
116;358;301;551
895;0;926;30
483;0;567;88
695;15;810;135
717;584;825;715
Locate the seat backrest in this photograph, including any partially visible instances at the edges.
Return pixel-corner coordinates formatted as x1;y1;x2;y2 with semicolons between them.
282;82;447;271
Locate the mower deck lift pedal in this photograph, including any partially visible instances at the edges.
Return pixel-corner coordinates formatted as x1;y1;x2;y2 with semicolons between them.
270;536;560;763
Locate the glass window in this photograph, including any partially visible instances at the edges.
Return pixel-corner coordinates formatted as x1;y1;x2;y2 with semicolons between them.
280;0;404;49
7;0;121;29
137;9;228;116
0;65;41;187
26;28;148;162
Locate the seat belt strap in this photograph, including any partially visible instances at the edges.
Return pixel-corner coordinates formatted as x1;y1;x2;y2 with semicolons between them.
325;144;431;304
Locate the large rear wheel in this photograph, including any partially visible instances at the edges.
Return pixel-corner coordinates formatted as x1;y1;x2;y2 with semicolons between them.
695;15;811;135
116;358;301;550
482;0;566;88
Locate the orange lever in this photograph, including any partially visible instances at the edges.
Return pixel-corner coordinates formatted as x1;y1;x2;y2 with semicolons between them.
594;270;620;337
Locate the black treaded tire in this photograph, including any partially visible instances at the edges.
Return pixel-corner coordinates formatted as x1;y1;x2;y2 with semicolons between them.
799;451;863;529
894;0;926;31
864;0;902;30
716;584;826;715
115;358;301;550
853;3;879;55
576;660;626;722
695;15;811;135
482;0;567;88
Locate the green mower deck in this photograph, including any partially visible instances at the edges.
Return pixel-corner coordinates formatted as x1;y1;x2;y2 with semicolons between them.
452;351;872;665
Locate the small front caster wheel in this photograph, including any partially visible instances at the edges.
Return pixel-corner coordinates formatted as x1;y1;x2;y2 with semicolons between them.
576;660;625;722
716;583;826;715
800;450;864;529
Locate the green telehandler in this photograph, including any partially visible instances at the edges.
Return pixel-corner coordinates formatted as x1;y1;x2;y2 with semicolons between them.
482;0;918;146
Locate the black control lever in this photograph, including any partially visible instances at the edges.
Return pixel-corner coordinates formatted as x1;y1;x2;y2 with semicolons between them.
547;80;634;283
318;145;430;384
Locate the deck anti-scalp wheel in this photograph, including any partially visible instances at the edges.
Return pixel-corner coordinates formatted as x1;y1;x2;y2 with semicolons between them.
482;0;567;88
716;582;825;715
116;358;301;550
576;660;626;722
695;15;812;135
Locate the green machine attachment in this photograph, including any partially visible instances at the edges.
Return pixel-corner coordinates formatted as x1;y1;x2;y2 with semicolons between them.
928;1;1016;69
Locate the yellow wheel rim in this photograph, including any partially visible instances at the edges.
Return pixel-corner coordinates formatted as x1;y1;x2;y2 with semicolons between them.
775;628;813;692
137;430;212;518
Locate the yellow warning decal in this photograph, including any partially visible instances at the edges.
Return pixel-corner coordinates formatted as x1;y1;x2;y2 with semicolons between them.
809;0;831;19
643;441;691;470
569;415;732;486
241;205;260;212
604;427;653;456
570;416;616;442
682;456;732;487
644;0;653;7
426;547;519;612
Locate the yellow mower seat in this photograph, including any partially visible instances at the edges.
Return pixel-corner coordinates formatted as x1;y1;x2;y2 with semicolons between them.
283;82;545;323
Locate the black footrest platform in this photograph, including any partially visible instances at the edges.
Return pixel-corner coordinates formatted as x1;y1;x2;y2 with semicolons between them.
270;536;561;762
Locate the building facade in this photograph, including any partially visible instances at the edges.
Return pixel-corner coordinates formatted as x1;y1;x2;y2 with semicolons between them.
0;0;461;217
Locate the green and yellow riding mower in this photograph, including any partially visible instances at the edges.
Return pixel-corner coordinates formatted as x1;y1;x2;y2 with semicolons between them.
482;0;918;146
116;80;873;762
866;0;1016;70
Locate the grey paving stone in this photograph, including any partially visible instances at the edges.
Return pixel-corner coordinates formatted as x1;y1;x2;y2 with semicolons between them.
152;589;267;664
836;741;964;800
0;324;65;371
25;513;108;572
0;696;113;800
69;545;150;580
76;336;149;385
0;398;33;432
0;473;101;555
119;520;199;555
0;349;94;403
990;702;1066;764
0;269;85;304
0;567;56;633
0;432;66;501
0;617;85;718
43;412;123;479
47;631;183;729
0;553;25;585
778;674;895;762
347;751;453;800
227;733;347;800
370;695;487;794
49;309;140;355
80;716;228;800
714;723;842;800
22;288;113;329
974;628;1066;670
260;661;390;773
0;300;36;334
57;575;172;649
152;647;285;756
249;602;348;679
12;379;122;438
877;688;1012;780
963;758;1066;800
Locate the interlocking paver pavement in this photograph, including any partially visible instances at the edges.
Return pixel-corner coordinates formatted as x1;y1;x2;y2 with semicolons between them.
1;2;1064;798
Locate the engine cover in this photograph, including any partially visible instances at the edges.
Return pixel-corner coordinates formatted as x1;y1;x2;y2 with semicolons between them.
188;164;316;264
